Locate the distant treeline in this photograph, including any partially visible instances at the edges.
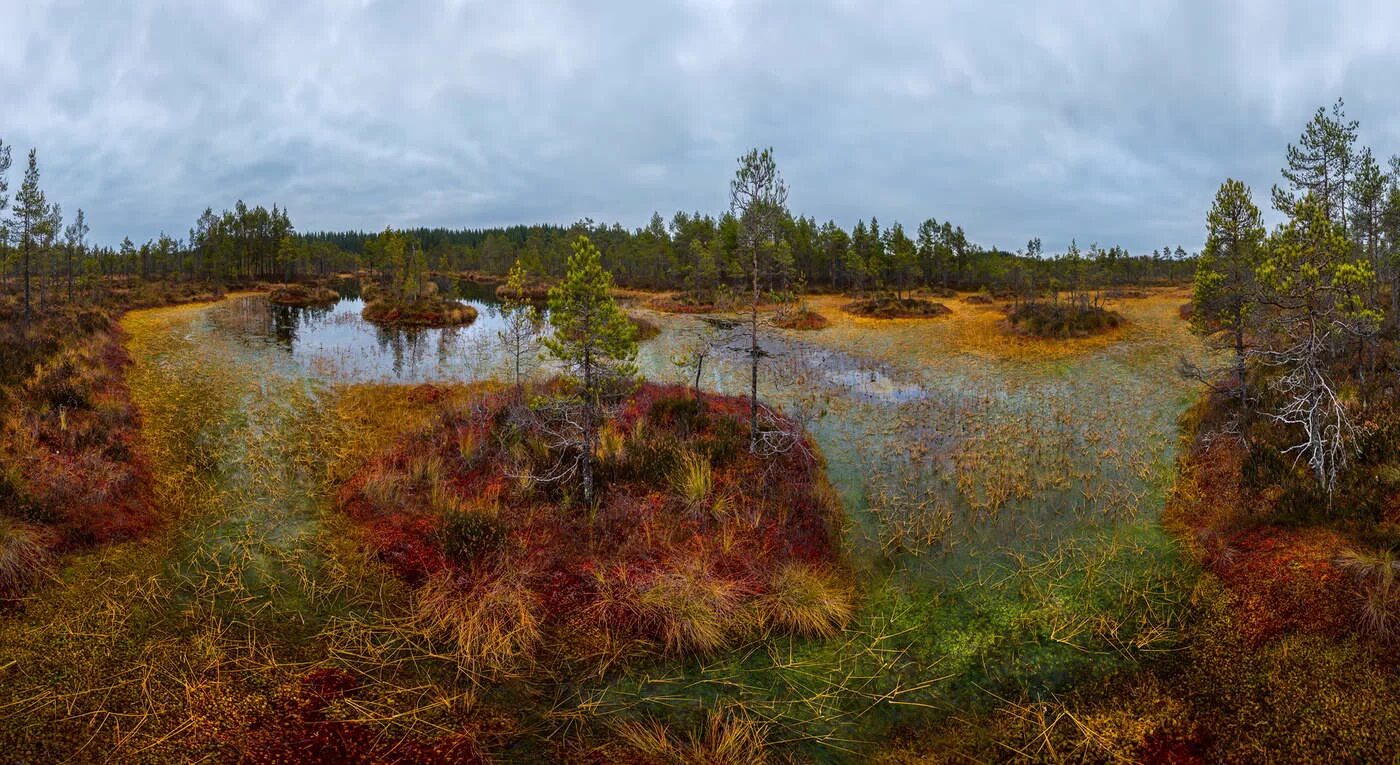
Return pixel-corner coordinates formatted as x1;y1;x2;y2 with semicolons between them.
305;214;1196;294
1;133;1195;320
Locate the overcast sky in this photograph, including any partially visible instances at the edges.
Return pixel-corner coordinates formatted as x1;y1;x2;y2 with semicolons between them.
3;1;1399;253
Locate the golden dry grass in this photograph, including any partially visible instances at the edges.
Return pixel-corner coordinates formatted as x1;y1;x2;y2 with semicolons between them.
762;562;855;638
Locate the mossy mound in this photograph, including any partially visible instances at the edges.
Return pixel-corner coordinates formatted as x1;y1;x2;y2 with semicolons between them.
361;283;477;327
267;283;339;307
1006;301;1123;338
495;281;551;302
842;296;952;319
331;382;852;670
774;308;830;330
648;290;723;314
0;324;155;594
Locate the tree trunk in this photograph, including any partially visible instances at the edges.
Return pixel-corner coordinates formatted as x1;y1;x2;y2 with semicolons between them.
1235;324;1249;442
582;344;595;506
749;241;759;451
22;239;32;322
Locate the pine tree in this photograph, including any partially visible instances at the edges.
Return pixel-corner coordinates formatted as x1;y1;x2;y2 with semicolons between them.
10;149;46;321
498;259;542;402
729;148;788;451
1272;98;1358;230
1193;179;1266;420
543;235;638;505
63;208;87;302
1256;194;1380;495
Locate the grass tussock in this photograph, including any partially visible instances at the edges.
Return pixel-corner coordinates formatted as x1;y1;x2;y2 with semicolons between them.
762;562;854;638
610;707;770;765
0;516;51;594
413;570;544;678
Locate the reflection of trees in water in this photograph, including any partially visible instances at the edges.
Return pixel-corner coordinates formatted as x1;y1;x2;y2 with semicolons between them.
436;327;457;366
372;324;430;379
332;277;362;300
270;303;337;349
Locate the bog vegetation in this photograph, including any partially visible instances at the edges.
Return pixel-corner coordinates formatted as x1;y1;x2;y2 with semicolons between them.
0;100;1397;762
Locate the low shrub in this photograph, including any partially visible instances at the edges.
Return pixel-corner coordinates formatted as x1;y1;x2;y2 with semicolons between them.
439;508;507;565
773;307;830;330
628;313;661;341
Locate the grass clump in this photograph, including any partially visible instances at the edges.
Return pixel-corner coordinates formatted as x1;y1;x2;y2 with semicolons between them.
671;450;713;512
762;562;854;638
0;516;50;594
413;570;544;678
610;707;770;764
636;559;746;655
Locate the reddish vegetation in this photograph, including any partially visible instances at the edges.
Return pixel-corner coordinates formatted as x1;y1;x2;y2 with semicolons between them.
1205;526;1352;644
335;381;847;655
212;669;494;764
0;324;155;558
1167;398;1395;649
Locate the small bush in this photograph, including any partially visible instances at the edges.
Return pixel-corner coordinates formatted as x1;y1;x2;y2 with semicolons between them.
439;509;507;565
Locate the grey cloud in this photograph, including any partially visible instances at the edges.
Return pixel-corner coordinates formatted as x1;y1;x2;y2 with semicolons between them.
3;0;1399;252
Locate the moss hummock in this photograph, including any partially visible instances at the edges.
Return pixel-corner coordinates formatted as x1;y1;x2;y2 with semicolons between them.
330;381;853;668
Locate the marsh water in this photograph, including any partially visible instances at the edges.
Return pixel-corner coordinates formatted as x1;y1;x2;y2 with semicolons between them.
159;282;1210;755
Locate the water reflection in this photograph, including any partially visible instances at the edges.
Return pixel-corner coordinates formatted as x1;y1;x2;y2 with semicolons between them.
210;277;515;383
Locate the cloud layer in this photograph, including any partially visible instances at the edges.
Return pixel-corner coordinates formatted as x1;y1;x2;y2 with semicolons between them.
4;0;1399;252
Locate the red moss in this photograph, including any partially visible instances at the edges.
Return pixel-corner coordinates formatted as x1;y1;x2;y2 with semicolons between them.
230;668;491;764
334;381;846;655
1207;526;1352;644
2;325;157;556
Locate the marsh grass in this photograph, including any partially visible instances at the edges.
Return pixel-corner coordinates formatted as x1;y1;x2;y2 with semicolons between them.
0;287;1233;761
